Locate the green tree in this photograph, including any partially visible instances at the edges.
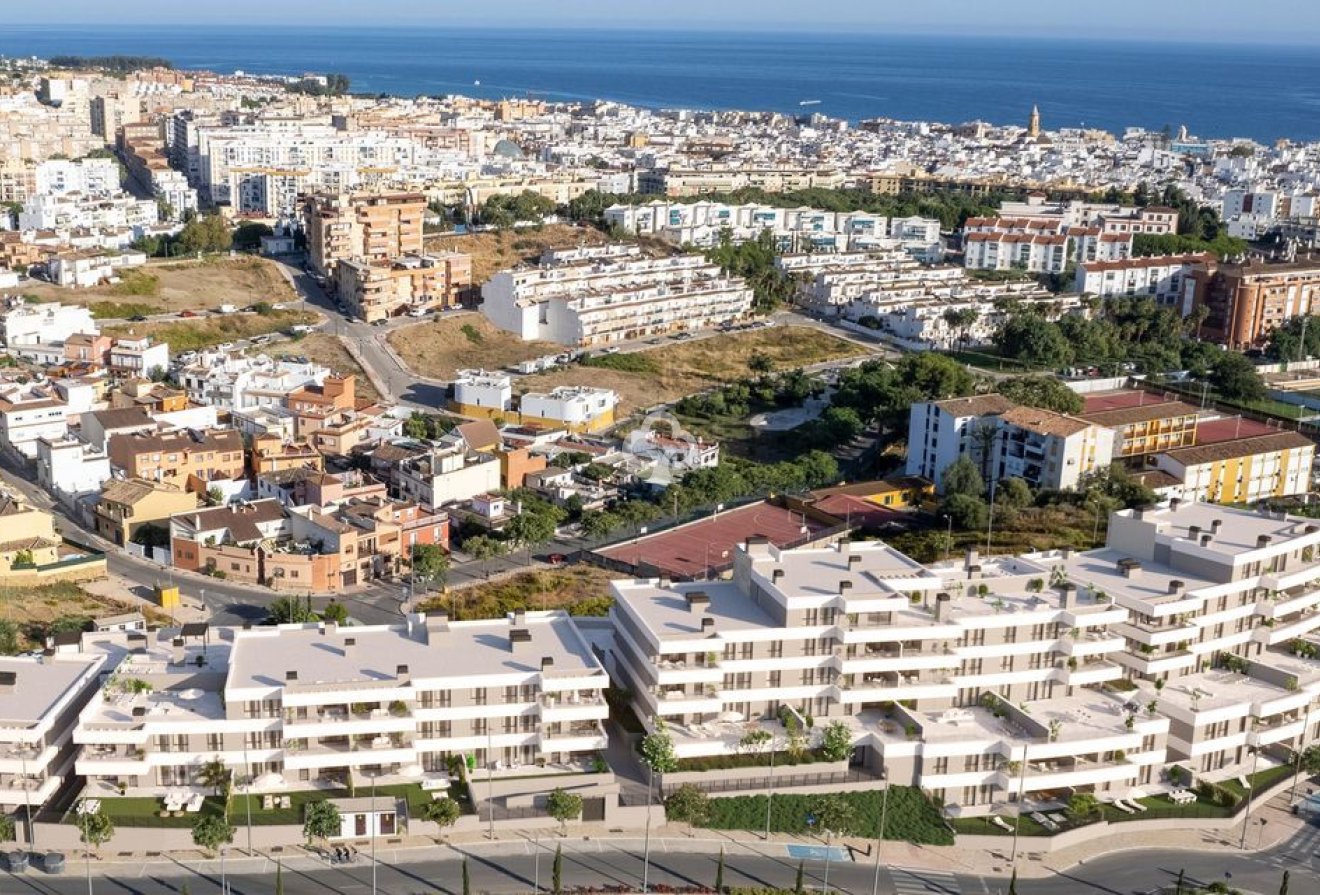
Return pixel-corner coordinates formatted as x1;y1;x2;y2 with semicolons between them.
997;477;1034;510
715;847;726;894
819;721;854;762
0;814;14;842
1210;352;1266;402
997;375;1083;413
942;456;985;500
995;312;1073;369
422;797;461;830
1299;744;1320;775
403;413;430;440
232;221;273;251
205;486;225;507
1067;792;1102;821
808;793;856;837
664;784;711;826
506;510;559;566
463;856;471;895
942;493;988;530
552;844;563;895
191;813;235;853
545;788;583;835
302;800;341;845
579;510;620;540
177;214;232;254
198;757;231;797
795;861;805;895
320;601;349;625
0;619;18;655
748;351;774;374
76;807;114;852
640;721;679;775
266;596;318;625
465;534;508;579
411;543;450;592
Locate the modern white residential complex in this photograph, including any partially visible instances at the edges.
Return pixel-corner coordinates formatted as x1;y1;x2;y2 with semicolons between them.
608;499;1320;815
963;218;1132;274
71;612;609;795
1075;254;1213;307
481;245;754;346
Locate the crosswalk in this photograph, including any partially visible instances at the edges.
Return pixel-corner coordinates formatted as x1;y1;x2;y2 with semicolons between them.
1263;819;1320;868
888;866;963;895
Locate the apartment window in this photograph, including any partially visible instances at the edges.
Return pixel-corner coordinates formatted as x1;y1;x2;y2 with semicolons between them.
505;686;519;703
473;718;487;736
768;641;783;658
803;609;820;626
768;671;781;688
473;688;487;706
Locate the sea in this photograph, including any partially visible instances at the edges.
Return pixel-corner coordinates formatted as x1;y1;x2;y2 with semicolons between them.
4;25;1320;143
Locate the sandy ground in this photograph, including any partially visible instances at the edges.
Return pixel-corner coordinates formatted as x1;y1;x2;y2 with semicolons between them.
424;223;610;284
387;312;563;380
261;332;382;403
22;256;297;313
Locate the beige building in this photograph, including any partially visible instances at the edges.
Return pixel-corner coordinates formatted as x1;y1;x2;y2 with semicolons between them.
93;479;199;547
335;252;472;322
303;191;426;277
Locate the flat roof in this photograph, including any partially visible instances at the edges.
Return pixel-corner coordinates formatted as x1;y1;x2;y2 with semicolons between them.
1130;502;1316;557
227;614;604;690
1060;548;1216;605
613;580;779;640
0;656;101;729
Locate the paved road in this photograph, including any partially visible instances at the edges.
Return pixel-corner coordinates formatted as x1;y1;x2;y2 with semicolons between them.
7;821;1320;895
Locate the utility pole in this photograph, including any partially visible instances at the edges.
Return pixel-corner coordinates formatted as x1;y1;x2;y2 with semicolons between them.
869;776;890;895
1239;746;1261;849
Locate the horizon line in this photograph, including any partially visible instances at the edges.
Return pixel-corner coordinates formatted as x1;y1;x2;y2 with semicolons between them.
5;22;1320;47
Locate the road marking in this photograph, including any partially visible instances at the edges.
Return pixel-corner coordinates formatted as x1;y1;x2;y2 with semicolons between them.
785;844;850;861
889;867;962;895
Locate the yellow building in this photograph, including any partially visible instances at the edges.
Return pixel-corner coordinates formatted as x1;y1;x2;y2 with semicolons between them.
93;479;199;547
0;493;61;572
1080;400;1201;460
1153;432;1316;504
809;477;935;511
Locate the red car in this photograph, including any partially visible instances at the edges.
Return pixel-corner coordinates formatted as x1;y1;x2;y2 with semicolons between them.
179;310;198;318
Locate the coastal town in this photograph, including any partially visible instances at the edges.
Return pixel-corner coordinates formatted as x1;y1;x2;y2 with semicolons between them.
1;42;1320;895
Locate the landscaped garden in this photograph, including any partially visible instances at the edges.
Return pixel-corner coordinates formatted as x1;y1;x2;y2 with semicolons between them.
699;788;953;845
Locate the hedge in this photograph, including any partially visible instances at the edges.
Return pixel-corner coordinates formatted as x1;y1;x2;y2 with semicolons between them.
701;787;952;846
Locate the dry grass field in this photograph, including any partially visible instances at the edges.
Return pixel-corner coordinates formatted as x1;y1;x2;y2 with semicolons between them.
387;312;563;380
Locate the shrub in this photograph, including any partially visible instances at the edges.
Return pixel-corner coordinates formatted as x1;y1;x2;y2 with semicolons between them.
701;787;951;846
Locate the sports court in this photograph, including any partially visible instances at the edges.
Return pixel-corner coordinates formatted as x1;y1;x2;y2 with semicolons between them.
597;500;838;579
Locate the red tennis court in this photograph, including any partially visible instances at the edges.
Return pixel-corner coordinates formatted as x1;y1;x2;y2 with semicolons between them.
597;501;837;579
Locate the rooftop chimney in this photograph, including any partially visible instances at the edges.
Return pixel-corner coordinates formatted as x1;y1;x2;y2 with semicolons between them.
1200;534;1213;547
1188;525;1201;541
965;548;979;570
1170;497;1183;511
685;591;710;612
1211;519;1224;534
1257;534;1272;549
847;554;861;568
1118;558;1142;579
771;569;785;584
967;564;982;581
171;636;185;665
700;616;715;632
343;637;356;655
934;592;951;621
1168;579;1184;596
1057;581;1077;609
513;609;527;627
839;580;853;595
837;539;850;554
541;656;555;671
396;664;410;684
509;628;532;649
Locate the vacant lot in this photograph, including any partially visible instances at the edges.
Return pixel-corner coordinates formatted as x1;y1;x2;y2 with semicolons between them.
260;332;381;403
417;565;621;621
517;326;869;414
24;256;297;314
425;224;610;284
103;308;319;353
0;582;168;651
388;312;562;380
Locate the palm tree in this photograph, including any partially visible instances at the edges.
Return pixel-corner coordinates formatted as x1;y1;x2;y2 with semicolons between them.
198;756;232;800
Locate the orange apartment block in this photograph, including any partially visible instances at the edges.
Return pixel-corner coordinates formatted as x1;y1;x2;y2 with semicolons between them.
63;333;112;366
303;191;426;278
287;374;358;439
1189;257;1320;348
249;435;324;476
334;252;473;322
107;428;245;491
110;379;189;414
499;446;548;489
1078;400;1201;460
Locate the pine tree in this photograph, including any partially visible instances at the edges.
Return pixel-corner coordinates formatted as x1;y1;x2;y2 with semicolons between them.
1175;868;1185;895
180;884;190;895
1008;867;1017;895
553;844;563;895
462;856;471;895
715;847;725;894
1280;869;1290;895
794;859;805;895
275;863;284;895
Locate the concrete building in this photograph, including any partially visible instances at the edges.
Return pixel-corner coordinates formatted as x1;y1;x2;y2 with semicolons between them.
0;301;97;347
36;434;112;497
1188;258;1320;349
335;252;472;323
1152;432;1315;504
1075;254;1213;309
93;478;198;548
905;395;1017;492
519;387;617;434
481;245;753;347
992;406;1116;492
396;447;502;509
1078;401;1201;460
107;428;246;491
70;612;609;800
303;192;426;278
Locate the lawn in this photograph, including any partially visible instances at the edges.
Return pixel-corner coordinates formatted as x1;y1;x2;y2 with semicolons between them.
90;784;435;829
388;313;563;380
24;256;296;314
1152;377;1309;423
425;223;611;284
103;309;318;352
699;787;952;845
949;813;1054;837
944;347;1054;375
517;327;868;415
259;332;381;403
1218;764;1296;801
416;565;622;621
88;795;227;828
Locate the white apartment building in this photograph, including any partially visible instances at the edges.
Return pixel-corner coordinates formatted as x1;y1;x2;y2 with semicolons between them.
905;394;1017;491
452;369;513;413
520;387;617;429
71;612;609;794
177;352;331;411
609;499;1320;814
48;249;149;288
33;157;121;197
36;434;113;497
992;406;1116;492
0;654;106;815
871;287;1078;351
19;194;158;233
1075;254;1213;306
0;301;97;347
963;218;1132;274
0;385;73;459
604;201;941;258
396;447;502;509
481;245;753;347
109;337;170;379
996;197;1179;235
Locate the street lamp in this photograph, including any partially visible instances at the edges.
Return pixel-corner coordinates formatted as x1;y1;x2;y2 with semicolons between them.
763;736;778;841
1239;746;1262;850
642;762;654;894
1009;743;1029;867
868;775;890;895
370;771;379;895
220;846;227;895
1290;704;1314;806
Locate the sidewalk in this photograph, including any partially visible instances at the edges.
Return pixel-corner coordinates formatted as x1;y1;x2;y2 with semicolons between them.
37;786;1313;881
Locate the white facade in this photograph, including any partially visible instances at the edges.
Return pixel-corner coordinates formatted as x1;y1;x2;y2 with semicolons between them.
992;406;1116;492
33;157;120;197
397;448;502;509
0;301;97;347
905;395;1017;491
520;387;616;426
481;245;753;347
0;384;73;458
452;369;513;412
1075;254;1211;306
109;337;170;379
19;194;158;233
178;352;331;411
48;250;148;288
36;434;112;496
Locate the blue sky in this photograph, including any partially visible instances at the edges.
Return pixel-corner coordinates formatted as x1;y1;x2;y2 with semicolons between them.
21;0;1320;42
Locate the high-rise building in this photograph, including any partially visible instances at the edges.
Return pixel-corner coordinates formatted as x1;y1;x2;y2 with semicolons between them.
303;192;426;278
